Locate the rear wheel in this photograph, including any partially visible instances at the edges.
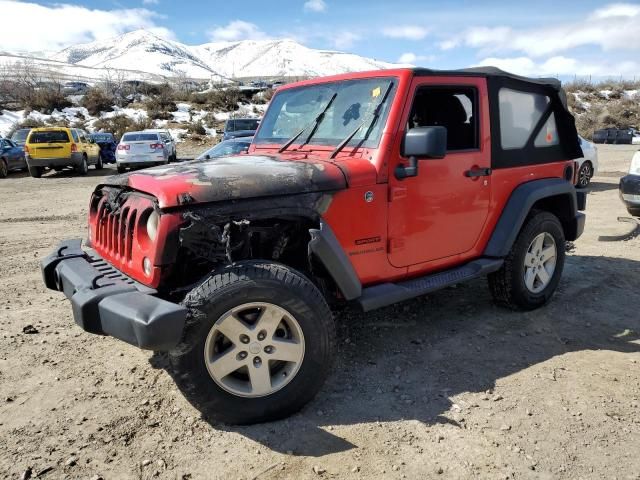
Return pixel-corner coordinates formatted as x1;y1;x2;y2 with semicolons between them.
117;165;126;174
169;261;335;424
95;153;103;170
488;210;565;310
76;155;88;175
28;166;43;178
0;159;7;178
577;161;593;188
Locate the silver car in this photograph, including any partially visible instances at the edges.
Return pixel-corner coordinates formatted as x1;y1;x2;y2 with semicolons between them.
116;131;170;173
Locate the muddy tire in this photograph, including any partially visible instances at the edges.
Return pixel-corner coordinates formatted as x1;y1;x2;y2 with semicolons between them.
488;210;565;310
0;159;7;178
28;166;43;178
169;261;335;425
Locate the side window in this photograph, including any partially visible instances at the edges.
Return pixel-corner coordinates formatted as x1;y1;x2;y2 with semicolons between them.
79;131;88;143
408;86;478;151
70;129;79;142
498;88;558;150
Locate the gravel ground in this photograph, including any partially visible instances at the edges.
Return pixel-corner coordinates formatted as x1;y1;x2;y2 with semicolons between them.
0;145;639;480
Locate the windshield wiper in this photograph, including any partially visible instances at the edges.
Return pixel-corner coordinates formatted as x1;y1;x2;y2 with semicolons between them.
329;83;393;159
278;92;337;153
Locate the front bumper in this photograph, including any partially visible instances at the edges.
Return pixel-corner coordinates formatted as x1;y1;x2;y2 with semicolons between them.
619;174;640;216
42;239;186;351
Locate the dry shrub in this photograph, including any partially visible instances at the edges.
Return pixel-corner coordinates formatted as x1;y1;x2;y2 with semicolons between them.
26;89;71;114
81;88;114;116
93;115;153;140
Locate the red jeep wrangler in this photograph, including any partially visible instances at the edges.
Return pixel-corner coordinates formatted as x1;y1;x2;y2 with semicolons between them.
42;67;586;424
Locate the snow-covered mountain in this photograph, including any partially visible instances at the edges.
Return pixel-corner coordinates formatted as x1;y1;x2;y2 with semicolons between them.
46;30;398;80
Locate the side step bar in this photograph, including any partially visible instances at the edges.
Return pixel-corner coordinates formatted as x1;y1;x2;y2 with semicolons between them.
358;258;504;312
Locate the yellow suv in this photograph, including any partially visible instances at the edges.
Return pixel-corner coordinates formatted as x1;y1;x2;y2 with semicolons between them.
25;127;101;178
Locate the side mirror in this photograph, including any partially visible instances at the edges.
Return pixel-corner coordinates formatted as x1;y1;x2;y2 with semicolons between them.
396;126;447;179
402;126;447;158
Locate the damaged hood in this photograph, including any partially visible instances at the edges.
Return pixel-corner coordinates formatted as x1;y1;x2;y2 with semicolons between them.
103;154;347;208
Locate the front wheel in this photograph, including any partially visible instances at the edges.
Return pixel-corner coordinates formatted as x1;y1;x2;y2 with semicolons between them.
0;159;7;178
169;262;335;424
95;153;103;170
488;210;566;310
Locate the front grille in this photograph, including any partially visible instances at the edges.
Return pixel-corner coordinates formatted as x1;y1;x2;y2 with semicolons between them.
94;197;138;262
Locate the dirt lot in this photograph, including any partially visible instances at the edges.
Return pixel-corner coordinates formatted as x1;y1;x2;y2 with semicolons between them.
1;145;639;480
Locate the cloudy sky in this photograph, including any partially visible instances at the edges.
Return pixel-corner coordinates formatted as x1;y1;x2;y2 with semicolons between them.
1;0;639;78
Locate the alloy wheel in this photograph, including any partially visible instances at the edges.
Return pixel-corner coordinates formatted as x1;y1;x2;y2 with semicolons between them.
204;302;305;398
523;232;557;294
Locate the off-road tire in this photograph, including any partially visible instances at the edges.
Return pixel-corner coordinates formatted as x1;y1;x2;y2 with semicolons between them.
169;261;335;425
95;153;103;170
117;165;126;174
577;161;592;188
0;159;7;178
488;210;565;310
28;166;43;178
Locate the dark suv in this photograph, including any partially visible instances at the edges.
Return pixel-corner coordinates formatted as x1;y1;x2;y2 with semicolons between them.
222;118;260;140
42;67;585;424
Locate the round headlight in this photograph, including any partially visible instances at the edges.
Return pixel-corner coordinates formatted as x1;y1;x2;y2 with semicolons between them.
143;257;152;277
146;211;159;241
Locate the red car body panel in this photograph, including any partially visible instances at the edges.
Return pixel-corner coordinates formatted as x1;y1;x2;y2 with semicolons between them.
94;68;576;290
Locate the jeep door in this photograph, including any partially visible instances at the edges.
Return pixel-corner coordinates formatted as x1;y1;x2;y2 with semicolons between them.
387;77;491;267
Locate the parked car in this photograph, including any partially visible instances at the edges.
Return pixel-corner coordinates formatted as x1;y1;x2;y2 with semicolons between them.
90;132;117;164
619;150;640;216
222;118;260;140
576;136;598;187
63;81;90;95
592;127;636;144
0;138;27;178
25;127;101;178
143;129;177;162
116;131;171;173
42;67;586;425
196;137;252;160
11;128;32;148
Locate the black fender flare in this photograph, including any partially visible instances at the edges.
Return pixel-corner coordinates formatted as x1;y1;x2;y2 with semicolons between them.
484;178;579;258
308;221;362;300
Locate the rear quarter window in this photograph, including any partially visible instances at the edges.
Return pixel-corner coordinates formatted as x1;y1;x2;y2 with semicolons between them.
29;131;70;143
71;130;79;142
498;88;558;150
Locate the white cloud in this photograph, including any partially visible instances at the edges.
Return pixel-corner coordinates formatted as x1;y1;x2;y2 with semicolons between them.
304;0;326;13
0;0;174;52
440;2;640;57
333;32;360;50
142;0;159;4
397;52;436;65
208;20;269;42
382;25;429;41
477;55;640;77
438;39;458;51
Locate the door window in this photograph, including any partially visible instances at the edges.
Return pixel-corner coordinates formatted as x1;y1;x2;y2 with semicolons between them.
408;87;478;151
71;130;79;142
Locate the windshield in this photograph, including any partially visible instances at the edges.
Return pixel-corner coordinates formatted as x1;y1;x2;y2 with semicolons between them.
91;133;113;142
12;129;30;142
198;140;251;159
227;119;260;132
122;133;158;142
29;130;70;143
255;77;396;148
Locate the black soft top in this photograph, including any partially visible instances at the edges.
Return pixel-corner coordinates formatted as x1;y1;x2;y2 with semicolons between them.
412;66;562;90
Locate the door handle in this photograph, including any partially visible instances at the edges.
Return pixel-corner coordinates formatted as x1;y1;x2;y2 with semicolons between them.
464;167;492;178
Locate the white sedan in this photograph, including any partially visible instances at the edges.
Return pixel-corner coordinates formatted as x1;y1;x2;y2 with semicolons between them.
577;136;598;188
